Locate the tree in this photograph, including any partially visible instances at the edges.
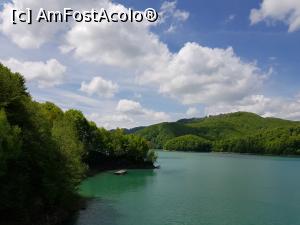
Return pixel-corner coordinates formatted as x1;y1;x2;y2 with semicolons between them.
0;62;155;224
164;135;212;152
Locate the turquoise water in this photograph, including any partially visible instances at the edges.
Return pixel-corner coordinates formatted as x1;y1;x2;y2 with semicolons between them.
72;151;300;225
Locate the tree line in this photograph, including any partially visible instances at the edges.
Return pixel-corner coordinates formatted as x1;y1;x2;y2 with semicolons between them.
164;135;212;152
134;111;300;154
213;127;300;155
162;127;300;155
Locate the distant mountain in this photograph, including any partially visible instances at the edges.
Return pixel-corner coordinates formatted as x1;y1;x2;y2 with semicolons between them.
122;126;146;134
132;112;300;150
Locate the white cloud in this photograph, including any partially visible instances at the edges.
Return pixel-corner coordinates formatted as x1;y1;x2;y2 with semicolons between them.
159;1;189;33
80;76;118;98
0;0;173;76
88;99;170;129
88;113;134;130
0;0;113;48
173;10;189;22
0;0;66;48
117;99;170;120
225;14;236;23
250;0;300;32
117;99;144;115
0;0;171;72
205;94;300;120
34;89;108;113
159;1;189;23
186;107;198;117
0;58;66;87
57;0;269;110
140;42;268;105
160;1;177;15
61;5;170;70
165;24;176;33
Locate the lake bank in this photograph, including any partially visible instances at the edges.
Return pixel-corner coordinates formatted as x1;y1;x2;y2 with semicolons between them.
162;148;300;157
87;160;156;177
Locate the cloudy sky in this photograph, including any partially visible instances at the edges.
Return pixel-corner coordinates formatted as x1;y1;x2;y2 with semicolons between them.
0;0;300;129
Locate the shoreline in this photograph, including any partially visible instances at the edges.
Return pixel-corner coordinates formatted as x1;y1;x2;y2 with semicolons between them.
160;149;300;158
87;161;157;177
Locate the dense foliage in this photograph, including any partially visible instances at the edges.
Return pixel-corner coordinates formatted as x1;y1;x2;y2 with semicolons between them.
164;135;212;152
214;127;300;155
0;63;155;225
134;112;300;155
135;122;198;149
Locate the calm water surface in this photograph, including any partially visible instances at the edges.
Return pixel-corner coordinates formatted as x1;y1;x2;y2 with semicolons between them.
71;151;300;225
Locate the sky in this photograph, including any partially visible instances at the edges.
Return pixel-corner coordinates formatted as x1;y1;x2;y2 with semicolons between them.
0;0;300;129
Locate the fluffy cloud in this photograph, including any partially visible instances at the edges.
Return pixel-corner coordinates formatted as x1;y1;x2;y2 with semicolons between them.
159;1;189;23
1;0;172;70
205;94;300;120
0;58;66;87
250;0;300;32
0;0;106;48
88;99;170;129
159;1;189;33
0;0;171;72
186;107;198;117
64;5;268;108
0;0;63;48
61;4;170;70
0;0;173;68
80;76;118;98
88;113;134;130
117;99;144;115
165;24;176;33
140;42;268;105
117;99;170;120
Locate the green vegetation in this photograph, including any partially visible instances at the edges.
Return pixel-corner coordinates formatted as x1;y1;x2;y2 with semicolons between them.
133;112;300;155
214;127;300;155
164;135;212;152
0;63;155;225
134;122;194;149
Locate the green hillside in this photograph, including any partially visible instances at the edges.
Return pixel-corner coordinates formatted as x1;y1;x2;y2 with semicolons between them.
134;112;300;154
164;135;212;152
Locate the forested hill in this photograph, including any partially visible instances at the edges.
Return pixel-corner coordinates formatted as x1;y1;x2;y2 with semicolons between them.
132;112;300;154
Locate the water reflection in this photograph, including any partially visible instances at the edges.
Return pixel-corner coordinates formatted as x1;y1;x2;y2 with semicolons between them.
68;199;121;225
79;169;156;198
68;169;157;225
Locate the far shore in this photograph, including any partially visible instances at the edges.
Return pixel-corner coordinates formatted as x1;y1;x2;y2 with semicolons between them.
158;149;300;158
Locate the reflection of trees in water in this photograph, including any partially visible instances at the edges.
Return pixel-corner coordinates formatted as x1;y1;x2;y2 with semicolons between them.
69;170;157;225
67;199;121;225
80;170;157;198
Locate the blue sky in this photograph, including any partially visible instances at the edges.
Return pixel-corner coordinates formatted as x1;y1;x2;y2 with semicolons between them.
0;0;300;128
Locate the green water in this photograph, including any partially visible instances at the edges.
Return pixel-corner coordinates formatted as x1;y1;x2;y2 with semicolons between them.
71;151;300;225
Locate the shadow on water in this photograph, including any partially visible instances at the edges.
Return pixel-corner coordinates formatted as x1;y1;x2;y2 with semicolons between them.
66;199;121;225
79;169;157;198
67;169;157;225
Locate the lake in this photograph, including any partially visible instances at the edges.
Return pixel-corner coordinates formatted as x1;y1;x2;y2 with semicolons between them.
70;151;300;225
